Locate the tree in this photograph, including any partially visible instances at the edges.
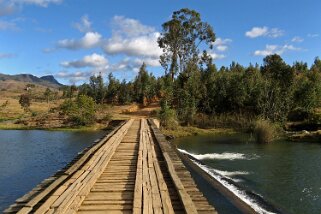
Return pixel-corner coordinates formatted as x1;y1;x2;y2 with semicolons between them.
133;63;157;105
19;94;31;112
89;74;106;104
311;57;321;72
118;80;133;104
158;8;216;81
61;85;77;99
260;54;295;122
106;73;120;104
44;88;53;108
61;95;96;125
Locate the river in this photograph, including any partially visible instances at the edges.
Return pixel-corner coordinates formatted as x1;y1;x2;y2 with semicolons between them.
174;134;321;214
0;130;105;212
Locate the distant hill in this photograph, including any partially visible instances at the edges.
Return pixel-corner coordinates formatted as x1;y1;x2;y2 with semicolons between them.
0;73;63;90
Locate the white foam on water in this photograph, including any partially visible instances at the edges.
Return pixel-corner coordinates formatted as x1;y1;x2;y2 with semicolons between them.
191;160;276;214
212;169;250;177
178;148;258;160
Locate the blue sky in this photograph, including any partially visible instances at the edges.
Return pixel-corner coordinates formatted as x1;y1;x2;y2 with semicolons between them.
0;0;320;84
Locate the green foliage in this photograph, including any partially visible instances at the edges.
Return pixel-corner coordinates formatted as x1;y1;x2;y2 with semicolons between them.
158;100;178;130
19;94;31;112
61;95;96;126
78;74;106;104
133;63;157;105
293;71;321;112
158;8;215;81
106;73;120;104
61;85;77;99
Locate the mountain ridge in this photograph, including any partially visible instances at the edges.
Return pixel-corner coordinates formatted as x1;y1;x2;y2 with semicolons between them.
0;73;63;89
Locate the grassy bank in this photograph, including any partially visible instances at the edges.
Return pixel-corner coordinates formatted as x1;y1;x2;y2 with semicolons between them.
0;122;106;131
161;126;237;138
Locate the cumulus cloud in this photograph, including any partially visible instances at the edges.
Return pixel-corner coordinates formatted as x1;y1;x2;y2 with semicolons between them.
213;37;232;52
56;70;91;83
73;15;92;33
55;16;163;82
246;26;284;38
112;16;155;37
291;36;304;43
57;32;102;50
208;51;225;60
55;16;162;64
103;32;162;58
254;44;301;56
61;53;108;68
103;16;162;59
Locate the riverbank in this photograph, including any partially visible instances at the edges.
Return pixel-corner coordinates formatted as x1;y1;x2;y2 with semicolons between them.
161;126;237;139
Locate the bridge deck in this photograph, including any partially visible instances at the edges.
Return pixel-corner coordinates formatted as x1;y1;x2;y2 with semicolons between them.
4;119;216;214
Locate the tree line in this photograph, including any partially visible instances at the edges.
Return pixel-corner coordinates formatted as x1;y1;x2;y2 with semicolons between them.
67;8;321;129
15;8;311;129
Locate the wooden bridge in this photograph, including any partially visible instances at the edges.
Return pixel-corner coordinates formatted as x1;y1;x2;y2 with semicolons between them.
5;119;216;214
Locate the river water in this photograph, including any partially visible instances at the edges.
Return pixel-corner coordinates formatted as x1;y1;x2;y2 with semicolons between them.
0;130;105;212
174;134;321;214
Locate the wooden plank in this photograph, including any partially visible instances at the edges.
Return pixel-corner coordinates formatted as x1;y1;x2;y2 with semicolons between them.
11;121;128;214
133;119;143;214
147;126;175;214
163;153;198;214
36;119;134;214
142;120;153;214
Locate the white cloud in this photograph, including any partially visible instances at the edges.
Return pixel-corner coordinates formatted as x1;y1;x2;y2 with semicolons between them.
103;32;162;58
254;44;301;56
73;15;92;33
208;50;225;60
55;16;162;80
246;26;284;38
216;45;228;51
111;15;155;37
134;57;160;67
246;27;268;38
291;36;304;43
56;70;91;83
103;16;162;59
206;37;232;60
213;38;232;52
0;20;18;31
61;53;108;68
57;32;102;50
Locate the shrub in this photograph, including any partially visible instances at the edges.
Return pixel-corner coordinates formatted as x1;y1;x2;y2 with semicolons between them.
253;119;277;143
19;94;31;112
60;95;96;126
158;101;178;130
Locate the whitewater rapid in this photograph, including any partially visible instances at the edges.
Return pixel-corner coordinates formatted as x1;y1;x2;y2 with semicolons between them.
178;148;277;214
